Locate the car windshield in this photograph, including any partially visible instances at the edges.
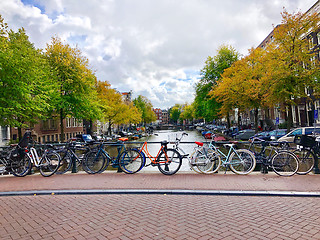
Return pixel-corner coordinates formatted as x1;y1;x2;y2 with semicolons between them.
288;129;302;136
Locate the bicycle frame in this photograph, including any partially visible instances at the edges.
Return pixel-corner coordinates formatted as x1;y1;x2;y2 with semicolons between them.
208;142;237;166
26;147;46;167
138;142;168;164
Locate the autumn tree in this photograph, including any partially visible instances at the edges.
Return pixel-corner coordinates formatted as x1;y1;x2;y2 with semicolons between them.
133;95;156;125
264;10;320;131
212;48;268;132
179;103;194;124
96;81;141;135
45;37;99;141
0;17;56;139
195;45;240;124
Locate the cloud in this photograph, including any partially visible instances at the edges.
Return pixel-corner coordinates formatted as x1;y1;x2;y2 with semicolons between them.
0;0;316;108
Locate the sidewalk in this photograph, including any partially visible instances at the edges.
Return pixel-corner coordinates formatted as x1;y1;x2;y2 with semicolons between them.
1;171;320;194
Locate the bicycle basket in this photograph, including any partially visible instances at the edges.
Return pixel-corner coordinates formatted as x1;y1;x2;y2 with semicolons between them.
294;135;316;147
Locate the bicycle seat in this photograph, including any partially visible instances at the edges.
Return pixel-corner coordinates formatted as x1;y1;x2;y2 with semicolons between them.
161;140;168;146
195;142;203;146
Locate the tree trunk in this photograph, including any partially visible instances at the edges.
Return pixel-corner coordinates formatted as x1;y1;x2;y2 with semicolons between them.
60;108;65;142
254;108;259;133
108;120;112;136
287;103;293;133
18;127;22;142
227;112;231;129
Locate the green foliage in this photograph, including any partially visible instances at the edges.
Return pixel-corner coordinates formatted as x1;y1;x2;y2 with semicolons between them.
194;45;240;121
169;104;182;124
96;80;141;135
133;95;156;125
180;103;194;121
0;22;56;129
45;37;100;141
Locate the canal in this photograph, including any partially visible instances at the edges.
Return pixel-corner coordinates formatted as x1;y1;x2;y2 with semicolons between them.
136;129;207;173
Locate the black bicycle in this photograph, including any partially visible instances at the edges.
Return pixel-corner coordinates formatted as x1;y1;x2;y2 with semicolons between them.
85;140;144;174
293;134;319;175
249;137;299;176
56;140;103;174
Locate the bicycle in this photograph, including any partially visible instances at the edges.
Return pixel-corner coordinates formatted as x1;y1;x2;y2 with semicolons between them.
171;132;214;174
0;146;15;175
198;138;256;175
292;134;318;175
249;137;299;176
3;132;61;177
56;140;103;174
84;139;144;174
128;139;182;175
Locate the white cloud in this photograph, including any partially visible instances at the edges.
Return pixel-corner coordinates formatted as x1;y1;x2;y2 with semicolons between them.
0;0;316;108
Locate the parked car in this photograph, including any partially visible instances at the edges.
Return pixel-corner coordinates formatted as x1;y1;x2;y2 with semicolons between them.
235;129;256;140
278;127;320;143
268;129;287;140
249;131;271;141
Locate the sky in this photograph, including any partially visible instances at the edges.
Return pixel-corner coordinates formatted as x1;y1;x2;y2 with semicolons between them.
0;0;317;109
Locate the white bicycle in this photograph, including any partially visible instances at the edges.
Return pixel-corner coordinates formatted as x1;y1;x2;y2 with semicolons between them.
171;132;217;174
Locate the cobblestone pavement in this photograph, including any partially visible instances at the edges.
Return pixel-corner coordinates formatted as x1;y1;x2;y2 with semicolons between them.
1;194;320;240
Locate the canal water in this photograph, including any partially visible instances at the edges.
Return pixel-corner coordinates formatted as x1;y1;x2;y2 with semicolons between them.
136;129;208;173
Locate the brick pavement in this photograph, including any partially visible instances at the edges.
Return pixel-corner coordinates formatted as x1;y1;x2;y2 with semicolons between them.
1;194;320;240
1;172;320;239
1;171;320;193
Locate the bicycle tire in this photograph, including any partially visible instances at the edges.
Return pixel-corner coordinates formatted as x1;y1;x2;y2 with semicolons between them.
188;150;202;174
271;151;299;177
119;149;144;174
83;150;107;174
11;154;32;177
229;149;256;175
292;148;315;175
157;148;182;175
39;152;61;177
56;152;72;174
194;148;221;174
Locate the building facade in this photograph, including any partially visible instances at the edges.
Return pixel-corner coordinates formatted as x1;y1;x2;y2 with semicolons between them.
10;117;84;144
244;0;320;129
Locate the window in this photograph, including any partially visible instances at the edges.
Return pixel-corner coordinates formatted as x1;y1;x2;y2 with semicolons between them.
288;129;302;137
41;119;58;130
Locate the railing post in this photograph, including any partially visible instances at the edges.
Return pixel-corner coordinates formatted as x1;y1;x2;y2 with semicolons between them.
71;155;77;173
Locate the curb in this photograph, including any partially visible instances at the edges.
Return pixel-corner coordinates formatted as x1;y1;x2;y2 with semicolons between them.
1;189;320;197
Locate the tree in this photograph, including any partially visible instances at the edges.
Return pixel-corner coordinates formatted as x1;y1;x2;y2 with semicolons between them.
180;103;194;124
45;37;99;141
0;18;56;139
264;10;320;131
212;48;268;132
133;95;156;125
96;81;141;135
170;104;182;124
194;45;240;124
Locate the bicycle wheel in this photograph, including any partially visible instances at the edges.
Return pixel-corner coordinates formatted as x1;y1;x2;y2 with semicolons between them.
39;152;61;177
188;150;202;173
293;148;315;175
271;151;299;176
119;149;144;174
194;148;221;174
11;154;31;177
229;149;256;175
83;150;107;174
56;152;72;174
157;148;182;175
